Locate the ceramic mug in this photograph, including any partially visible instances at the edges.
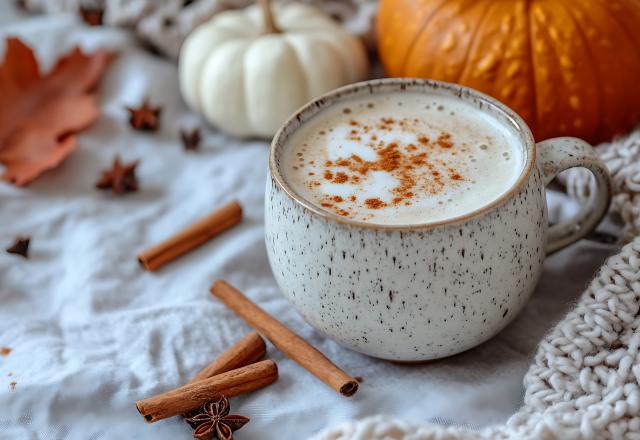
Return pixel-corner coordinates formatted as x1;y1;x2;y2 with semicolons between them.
264;79;612;361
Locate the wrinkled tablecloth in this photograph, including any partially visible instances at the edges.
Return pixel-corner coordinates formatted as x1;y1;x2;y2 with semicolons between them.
0;11;620;440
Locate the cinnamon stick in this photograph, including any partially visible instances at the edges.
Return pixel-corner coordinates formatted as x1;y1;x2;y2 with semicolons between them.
210;280;359;397
138;200;242;271
188;332;266;384
136;359;277;423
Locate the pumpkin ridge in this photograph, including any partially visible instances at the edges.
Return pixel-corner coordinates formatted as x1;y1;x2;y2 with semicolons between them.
281;36;311;103
603;0;640;59
311;34;356;83
559;1;604;142
235;41;251;134
201;36;247;112
601;1;640;66
596;0;640;130
327;38;359;83
401;0;452;75
529;1;579;140
535;1;592;141
454;0;498;84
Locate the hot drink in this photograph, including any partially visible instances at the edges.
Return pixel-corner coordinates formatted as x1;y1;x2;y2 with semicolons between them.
266;79;611;360
282;92;524;225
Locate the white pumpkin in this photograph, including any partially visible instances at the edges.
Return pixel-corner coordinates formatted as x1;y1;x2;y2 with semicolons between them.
179;0;369;138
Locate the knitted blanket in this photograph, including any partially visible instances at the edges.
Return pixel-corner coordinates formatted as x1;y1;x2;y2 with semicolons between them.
313;130;640;439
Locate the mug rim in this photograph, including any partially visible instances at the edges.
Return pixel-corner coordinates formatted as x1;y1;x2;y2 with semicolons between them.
268;78;536;231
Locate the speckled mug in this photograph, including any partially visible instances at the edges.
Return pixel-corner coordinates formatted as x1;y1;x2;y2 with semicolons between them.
265;79;612;361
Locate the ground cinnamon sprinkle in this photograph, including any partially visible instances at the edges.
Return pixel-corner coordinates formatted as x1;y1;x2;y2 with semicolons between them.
365;198;387;209
378;144;401;172
436;133;453;148
307;116;464;218
333;172;348;183
411;152;427;165
378;117;397;131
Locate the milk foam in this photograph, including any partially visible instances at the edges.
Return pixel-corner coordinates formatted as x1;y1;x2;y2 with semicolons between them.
282;92;524;225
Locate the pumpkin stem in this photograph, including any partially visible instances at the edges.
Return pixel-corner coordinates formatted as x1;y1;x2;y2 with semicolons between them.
258;0;280;34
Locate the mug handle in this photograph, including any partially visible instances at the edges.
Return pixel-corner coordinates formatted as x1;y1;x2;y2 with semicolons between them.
536;137;612;254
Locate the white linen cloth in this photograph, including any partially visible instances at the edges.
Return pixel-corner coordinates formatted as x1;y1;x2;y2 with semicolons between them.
0;12;620;440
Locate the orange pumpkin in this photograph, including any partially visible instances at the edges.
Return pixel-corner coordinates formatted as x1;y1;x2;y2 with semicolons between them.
377;0;640;144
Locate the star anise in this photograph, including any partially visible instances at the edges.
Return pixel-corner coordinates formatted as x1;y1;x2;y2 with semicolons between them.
181;127;201;151
6;236;30;258
185;397;249;440
79;5;104;26
126;99;162;131
95;156;139;194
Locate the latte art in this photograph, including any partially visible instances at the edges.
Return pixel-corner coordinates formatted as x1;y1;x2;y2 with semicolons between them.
282;92;524;225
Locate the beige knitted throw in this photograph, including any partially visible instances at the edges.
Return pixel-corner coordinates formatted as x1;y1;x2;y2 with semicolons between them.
313;131;640;439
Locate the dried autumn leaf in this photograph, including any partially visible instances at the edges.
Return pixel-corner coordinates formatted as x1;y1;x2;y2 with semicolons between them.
0;38;114;186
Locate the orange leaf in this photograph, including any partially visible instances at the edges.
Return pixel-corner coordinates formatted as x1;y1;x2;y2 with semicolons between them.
0;38;115;186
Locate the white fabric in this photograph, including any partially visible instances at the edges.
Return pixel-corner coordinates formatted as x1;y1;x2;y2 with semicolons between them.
0;13;621;440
